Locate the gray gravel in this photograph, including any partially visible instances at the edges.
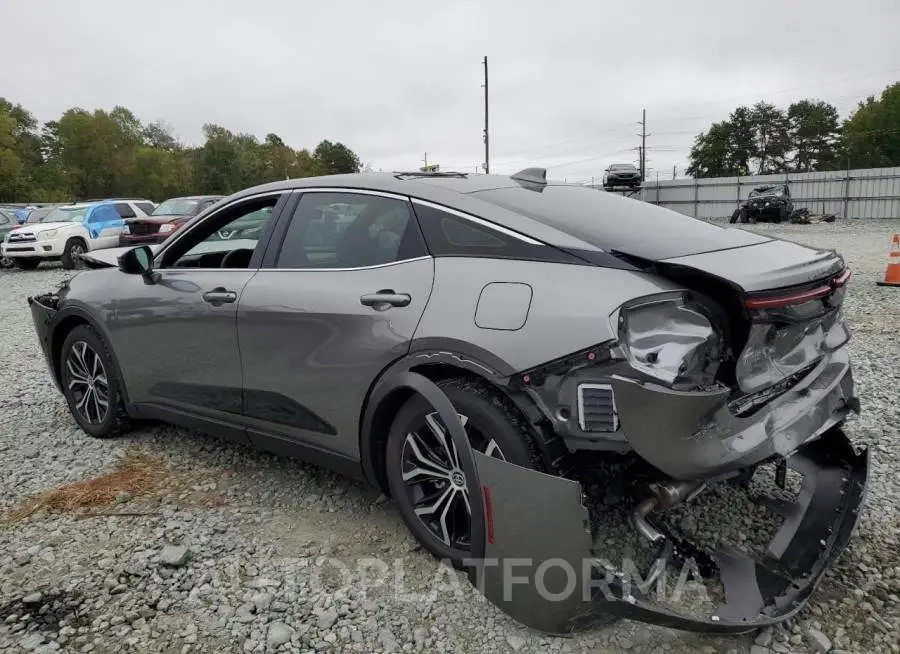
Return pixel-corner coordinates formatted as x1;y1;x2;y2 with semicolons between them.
1;218;899;653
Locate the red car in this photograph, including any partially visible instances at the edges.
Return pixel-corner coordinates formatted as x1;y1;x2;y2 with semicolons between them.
119;195;223;246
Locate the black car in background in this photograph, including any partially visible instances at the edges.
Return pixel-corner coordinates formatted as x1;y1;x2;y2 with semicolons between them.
731;183;794;223
602;163;642;190
119;195;224;246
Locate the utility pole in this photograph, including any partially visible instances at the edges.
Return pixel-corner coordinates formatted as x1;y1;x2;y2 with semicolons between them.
423;152;428;169
640;108;647;182
672;163;677;180
482;56;490;174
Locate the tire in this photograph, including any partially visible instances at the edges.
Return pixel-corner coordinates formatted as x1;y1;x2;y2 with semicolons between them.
729;208;743;224
14;258;40;270
60;324;131;439
385;378;537;567
61;238;88;270
0;255;15;269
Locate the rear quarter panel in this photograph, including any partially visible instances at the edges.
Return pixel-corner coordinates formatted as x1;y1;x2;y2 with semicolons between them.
414;258;680;373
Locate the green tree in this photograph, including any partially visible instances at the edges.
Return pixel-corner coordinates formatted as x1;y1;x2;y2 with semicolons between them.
313;140;361;174
749;102;791;174
686;122;736;178
842;82;900;168
788;100;840;172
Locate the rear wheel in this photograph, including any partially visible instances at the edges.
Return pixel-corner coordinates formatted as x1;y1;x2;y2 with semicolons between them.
60;324;131;439
61;238;87;270
385;378;536;567
14;258;40;270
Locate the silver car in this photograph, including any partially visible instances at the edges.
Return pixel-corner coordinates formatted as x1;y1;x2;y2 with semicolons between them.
28;168;867;634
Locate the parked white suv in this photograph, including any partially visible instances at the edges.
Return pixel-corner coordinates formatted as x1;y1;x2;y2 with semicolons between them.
1;199;155;270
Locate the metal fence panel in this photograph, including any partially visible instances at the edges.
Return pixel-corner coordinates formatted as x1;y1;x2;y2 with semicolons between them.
641;166;900;219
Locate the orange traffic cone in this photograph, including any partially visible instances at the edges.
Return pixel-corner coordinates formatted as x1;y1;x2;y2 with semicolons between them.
876;233;900;287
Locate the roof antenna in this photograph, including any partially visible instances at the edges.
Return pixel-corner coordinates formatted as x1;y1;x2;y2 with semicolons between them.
510;168;547;185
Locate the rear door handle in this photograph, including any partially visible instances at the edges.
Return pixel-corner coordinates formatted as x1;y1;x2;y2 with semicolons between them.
360;290;411;309
202;288;237;306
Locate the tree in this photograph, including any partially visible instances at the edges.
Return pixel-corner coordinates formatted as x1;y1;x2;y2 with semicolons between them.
143;120;180;151
749;102;791;174
0;96;363;201
687;98;843;177
313;140;361;175
842;82;900;169
686;122;736;178
787;100;840;172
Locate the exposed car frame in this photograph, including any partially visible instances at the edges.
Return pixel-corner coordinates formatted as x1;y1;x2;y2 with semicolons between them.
26;168;867;634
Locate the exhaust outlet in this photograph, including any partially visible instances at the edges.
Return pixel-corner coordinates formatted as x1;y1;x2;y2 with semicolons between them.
631;480;707;544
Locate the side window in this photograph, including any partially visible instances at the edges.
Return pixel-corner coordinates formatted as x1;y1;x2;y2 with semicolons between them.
161;195;280;269
275;192;425;269
0;211;9;226
136;202;156;215
412;202;511;255
114;203;136;219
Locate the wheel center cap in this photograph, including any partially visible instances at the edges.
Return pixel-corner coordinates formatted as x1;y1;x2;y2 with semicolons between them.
451;470;466;488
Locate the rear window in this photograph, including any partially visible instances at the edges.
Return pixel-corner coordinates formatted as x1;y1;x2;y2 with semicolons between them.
471;185;765;260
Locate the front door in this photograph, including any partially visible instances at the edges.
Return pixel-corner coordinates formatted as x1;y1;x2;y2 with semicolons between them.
110;193;285;428
237;190;434;459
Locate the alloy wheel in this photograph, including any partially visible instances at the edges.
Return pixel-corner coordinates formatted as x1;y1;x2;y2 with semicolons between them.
66;341;109;424
400;412;506;550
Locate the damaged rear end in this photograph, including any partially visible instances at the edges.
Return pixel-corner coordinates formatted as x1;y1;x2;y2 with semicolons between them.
463;226;867;631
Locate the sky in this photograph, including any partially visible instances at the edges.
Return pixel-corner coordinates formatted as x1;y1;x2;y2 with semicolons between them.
3;0;900;184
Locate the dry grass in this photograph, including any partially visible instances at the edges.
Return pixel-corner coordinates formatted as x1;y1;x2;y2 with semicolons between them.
5;447;165;522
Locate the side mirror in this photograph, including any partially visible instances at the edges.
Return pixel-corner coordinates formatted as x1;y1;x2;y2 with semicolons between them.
118;245;155;279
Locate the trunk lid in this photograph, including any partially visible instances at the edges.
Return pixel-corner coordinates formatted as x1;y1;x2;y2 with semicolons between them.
659;238;844;293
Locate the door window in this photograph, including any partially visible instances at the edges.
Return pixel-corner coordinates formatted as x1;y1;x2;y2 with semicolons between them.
275;192;425;269
160;195;281;269
114;203;137;218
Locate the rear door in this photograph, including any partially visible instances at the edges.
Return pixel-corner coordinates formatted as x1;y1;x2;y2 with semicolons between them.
237;189;434;460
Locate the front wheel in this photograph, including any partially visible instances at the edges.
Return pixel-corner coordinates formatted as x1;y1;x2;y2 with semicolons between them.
60;324;131;438
385;378;537;567
0;255;14;269
61;239;87;270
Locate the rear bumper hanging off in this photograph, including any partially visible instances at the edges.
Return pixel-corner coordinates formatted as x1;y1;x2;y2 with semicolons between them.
392;372;869;635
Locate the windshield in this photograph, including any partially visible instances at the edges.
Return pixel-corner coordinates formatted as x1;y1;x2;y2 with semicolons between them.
25;208;55;224
610;164;637;171
749;186;783;198
43;206;90;223
152;199;200;216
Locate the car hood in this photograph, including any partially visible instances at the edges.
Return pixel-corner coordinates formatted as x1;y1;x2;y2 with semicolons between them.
11;221;73;234
127;215;187;224
79;244;164;268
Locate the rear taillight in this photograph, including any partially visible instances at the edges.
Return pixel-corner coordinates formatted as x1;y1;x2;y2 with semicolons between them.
744;268;851;310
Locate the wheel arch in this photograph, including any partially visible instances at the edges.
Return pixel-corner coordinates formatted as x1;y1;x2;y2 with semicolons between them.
359;346;558;495
49;307;132;407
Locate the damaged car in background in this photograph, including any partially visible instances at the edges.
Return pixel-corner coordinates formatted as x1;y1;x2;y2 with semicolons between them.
27;168;867;635
730;183;794;223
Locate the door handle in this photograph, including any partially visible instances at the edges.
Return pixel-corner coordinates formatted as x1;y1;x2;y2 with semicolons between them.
202;288;237;306
360;290;411;309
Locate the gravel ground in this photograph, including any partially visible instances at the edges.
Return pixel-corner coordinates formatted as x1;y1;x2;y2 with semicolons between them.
1;218;899;654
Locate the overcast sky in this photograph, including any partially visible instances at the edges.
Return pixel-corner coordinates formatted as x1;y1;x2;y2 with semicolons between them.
3;0;900;183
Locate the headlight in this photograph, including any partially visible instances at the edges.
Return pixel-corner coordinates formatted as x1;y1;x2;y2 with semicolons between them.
615;292;723;388
764;201;770;207
38;229;59;240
